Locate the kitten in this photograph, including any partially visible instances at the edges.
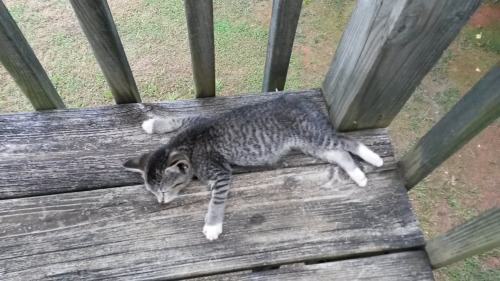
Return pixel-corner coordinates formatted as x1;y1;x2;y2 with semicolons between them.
123;95;383;241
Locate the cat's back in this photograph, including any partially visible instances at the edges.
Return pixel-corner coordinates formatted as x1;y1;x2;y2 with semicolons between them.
182;94;333;167
216;95;317;125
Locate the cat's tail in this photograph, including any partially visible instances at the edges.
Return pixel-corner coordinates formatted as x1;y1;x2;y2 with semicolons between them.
338;135;384;167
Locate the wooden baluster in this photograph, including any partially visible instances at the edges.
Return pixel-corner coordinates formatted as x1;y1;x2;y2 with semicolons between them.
262;0;302;92
426;208;500;269
185;0;215;98
0;1;65;110
70;0;141;104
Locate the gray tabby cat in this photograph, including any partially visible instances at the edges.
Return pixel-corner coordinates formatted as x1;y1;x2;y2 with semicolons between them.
123;95;383;241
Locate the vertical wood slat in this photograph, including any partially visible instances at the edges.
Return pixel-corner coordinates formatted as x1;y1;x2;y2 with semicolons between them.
0;1;65;110
400;64;500;190
262;0;302;92
70;0;141;104
184;0;215;98
322;0;481;131
425;208;500;269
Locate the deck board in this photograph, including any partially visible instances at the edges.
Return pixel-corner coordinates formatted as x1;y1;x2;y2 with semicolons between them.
0;89;393;199
0;163;423;280
194;251;433;280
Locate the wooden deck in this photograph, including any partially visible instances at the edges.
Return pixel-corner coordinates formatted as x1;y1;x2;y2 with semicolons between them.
0;89;432;280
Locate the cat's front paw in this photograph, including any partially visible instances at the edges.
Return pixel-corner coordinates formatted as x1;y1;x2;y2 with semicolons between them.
203;223;223;241
142;119;157;134
142;117;182;134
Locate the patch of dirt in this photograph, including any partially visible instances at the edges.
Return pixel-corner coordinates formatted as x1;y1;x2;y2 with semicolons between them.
296;44;312;69
429;202;456;234
480;255;500;270
469;4;500;28
445;124;500;211
251;0;272;26
447;49;498;93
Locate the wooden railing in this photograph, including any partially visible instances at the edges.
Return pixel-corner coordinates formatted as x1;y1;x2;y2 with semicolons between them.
0;0;498;271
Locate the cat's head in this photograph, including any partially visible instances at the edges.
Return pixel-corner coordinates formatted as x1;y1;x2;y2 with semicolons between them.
123;149;193;203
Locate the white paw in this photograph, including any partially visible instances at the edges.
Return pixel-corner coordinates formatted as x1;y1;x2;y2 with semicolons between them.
203;223;223;241
349;168;367;187
142;119;156;134
358;145;383;167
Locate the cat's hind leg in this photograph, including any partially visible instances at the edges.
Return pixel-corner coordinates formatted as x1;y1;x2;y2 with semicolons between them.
337;135;383;167
302;148;368;187
322;150;367;187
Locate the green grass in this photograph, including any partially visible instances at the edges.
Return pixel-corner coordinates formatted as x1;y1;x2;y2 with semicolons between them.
439;256;500;281
7;4;24;20
462;22;500;54
1;0;352;109
432;49;454;77
437;87;461;113
447;196;459;209
212;17;269;94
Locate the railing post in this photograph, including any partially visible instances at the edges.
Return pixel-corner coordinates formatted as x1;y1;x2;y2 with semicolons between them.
322;0;481;131
425;208;500;269
0;1;65;110
185;0;215;98
400;63;500;190
262;0;302;92
70;0;141;104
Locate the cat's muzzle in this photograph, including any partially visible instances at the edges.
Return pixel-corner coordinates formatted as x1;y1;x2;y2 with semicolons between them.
159;192;177;204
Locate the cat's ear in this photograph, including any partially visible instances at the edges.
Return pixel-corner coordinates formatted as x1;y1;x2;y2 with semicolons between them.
123;153;150;174
167;151;191;175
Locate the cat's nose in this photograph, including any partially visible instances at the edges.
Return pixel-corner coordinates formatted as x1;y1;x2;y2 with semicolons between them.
163;195;176;204
156;192;164;203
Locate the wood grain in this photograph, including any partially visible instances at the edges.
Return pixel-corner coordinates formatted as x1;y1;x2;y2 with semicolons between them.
400;64;500;189
185;0;216;98
0;89;393;199
262;0;302;92
0;164;424;280
70;0;141;104
425;208;500;269
0;1;65;110
322;0;481;131
194;251;433;281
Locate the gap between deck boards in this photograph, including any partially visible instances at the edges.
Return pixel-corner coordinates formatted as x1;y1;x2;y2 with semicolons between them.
185;248;431;280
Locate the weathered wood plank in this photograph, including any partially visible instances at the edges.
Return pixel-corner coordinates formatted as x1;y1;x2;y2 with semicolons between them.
0;89;393;199
194;251;433;281
322;0;481;131
262;0;302;92
425;208;500;269
400;64;500;189
185;0;215;98
0;1;65;110
0;164;424;280
70;0;141;104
